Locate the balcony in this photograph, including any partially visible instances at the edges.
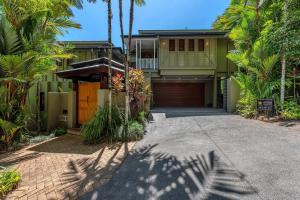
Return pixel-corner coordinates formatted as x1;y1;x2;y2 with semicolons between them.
137;58;159;70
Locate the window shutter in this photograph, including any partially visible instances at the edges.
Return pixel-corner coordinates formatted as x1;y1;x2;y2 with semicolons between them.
169;40;175;51
179;39;185;51
198;39;205;51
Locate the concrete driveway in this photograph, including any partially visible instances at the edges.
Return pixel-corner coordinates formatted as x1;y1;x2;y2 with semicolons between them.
81;108;300;200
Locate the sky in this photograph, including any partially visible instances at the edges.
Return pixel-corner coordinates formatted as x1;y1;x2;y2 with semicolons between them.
59;0;230;47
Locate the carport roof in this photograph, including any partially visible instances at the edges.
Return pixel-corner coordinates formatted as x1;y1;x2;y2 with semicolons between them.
56;57;124;81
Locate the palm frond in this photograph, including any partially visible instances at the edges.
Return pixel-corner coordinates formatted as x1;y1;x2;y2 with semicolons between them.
0;18;22;55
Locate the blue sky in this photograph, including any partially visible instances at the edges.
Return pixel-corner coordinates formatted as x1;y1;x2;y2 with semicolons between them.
59;0;230;47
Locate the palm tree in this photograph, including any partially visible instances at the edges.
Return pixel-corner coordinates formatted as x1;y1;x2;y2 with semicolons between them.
106;0;113;127
280;0;288;104
117;0;144;136
117;0;130;137
0;0;78;133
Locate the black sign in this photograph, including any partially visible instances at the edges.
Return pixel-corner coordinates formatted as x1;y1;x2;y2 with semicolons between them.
257;99;274;111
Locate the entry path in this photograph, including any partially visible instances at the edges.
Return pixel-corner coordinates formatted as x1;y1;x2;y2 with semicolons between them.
82;109;300;200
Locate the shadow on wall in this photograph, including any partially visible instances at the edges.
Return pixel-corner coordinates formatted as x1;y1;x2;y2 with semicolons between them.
80;145;258;200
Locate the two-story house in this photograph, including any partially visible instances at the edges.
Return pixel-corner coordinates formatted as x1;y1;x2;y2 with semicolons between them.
49;30;237;129
124;29;236;108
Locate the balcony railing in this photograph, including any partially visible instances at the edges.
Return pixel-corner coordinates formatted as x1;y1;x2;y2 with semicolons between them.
137;58;159;70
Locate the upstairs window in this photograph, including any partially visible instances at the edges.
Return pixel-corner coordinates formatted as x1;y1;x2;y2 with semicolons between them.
188;39;195;51
198;39;205;51
169;40;175;51
179;39;185;51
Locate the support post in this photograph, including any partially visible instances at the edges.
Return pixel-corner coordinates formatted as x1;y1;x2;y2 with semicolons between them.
154;40;156;70
213;73;218;108
135;40;138;69
139;40;142;69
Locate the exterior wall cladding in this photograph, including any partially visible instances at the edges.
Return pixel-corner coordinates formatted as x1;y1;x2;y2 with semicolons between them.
125;30;237;108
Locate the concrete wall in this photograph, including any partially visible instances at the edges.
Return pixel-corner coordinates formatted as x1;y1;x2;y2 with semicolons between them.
97;89;109;108
227;78;240;112
113;92;125;108
97;89;126;109
47;92;76;131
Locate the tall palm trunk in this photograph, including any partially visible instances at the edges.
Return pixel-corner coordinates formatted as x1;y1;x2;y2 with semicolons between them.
107;0;112;125
126;0;134;108
118;0;130;135
280;0;288;104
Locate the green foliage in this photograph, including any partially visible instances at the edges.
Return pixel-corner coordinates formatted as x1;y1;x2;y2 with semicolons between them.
112;69;151;120
280;100;300;119
0;169;20;197
0;0;79;148
0;119;22;149
214;0;300;118
137;111;146;124
81;107;107;144
0;86;33;150
51;127;67;137
127;121;144;141
81;105;123;144
236;93;257;118
81;105;145;143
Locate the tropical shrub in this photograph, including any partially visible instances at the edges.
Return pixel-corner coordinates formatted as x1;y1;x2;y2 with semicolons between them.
0;169;20;197
81;105;123;144
51;127;67;137
214;0;300;119
137;111;146;124
0;85;33;150
0;119;22;150
280;101;300;120
112;69;151;120
127;121;144;141
0;0;81;149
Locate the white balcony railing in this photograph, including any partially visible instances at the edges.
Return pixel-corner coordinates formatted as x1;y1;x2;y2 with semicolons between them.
137;58;159;70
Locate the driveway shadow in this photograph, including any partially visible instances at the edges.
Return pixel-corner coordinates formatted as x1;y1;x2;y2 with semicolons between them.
80;145;258;200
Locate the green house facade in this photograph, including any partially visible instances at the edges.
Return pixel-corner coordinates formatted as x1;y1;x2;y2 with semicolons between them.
41;30;238;130
124;30;236;108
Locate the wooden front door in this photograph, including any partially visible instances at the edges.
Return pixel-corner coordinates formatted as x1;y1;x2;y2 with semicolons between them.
78;82;100;124
152;82;205;107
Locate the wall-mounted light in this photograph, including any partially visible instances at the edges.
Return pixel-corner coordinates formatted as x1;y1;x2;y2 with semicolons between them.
206;42;209;46
162;41;166;46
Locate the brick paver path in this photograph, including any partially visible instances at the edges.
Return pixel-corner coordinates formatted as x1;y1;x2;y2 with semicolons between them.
0;134;135;200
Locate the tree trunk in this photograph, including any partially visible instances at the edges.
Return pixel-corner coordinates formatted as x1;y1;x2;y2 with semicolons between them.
119;0;130;136
294;71;296;101
280;0;288;104
126;0;135;119
280;53;286;104
107;0;112;126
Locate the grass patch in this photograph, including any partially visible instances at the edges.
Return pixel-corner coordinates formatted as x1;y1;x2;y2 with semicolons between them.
0;169;20;197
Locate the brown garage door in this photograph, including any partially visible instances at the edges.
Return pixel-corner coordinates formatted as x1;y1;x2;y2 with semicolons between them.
152;82;205;107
